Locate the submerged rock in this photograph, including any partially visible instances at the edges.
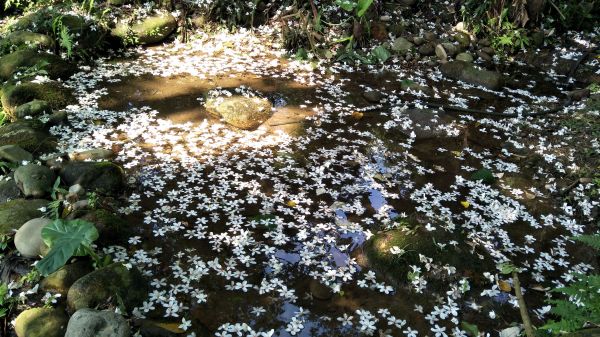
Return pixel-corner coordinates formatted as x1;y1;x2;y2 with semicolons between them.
363;228;437;283
15;307;68;337
455;52;474;63
112;12;177;45
14;164;56;198
67;263;148;311
0;50;75;81
401;108;449;139
65;308;129;337
440;61;504;90
59;162;125;195
205;96;273;130
0;198;48;235
14;217;51;257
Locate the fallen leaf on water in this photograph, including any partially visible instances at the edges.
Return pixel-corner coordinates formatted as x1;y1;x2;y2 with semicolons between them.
461;201;470;208
498;280;512;292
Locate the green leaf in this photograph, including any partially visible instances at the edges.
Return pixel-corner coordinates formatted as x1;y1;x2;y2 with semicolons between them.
497;262;517;275
335;0;356;12
36;219;99;276
574;235;600;250
356;0;374;17
371;45;391;64
461;322;479;337
471;168;495;184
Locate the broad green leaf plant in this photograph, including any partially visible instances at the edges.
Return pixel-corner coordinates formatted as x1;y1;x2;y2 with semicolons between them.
36;219;99;276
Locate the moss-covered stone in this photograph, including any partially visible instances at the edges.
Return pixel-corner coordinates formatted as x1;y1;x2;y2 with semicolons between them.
205;96;273;130
41;261;93;295
14;99;51;120
15;307;68;337
0;50;75;81
79;208;128;239
67;263;148;312
59;162;125;195
0;198;48;235
112;12;177;45
14;164;56;198
1;82;75;115
0;120;56;153
5;31;55;50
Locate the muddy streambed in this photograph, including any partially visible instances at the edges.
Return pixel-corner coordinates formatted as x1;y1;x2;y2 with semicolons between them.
50;34;594;336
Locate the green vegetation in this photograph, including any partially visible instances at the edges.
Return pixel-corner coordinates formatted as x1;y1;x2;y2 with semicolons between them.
543;235;600;332
36;219;99;276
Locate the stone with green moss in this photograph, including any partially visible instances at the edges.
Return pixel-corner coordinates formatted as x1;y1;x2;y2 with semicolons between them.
59;162;125;195
0;50;75;81
1;82;75;115
205;96;273;130
112;12;177;45
73;208;129;241
5;31;55;50
15;307;68;337
67;263;148;312
41;261;93;295
0;120;56;153
0;198;48;235
15;99;51;120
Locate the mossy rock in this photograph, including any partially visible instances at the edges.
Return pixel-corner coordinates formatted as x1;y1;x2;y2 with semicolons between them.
0;177;23;203
8;9;107;53
60;15;108;52
112;12;177;45
67;263;148;312
0;198;48;235
72;208;129;242
1;81;75;116
59;162;126;195
363;228;438;282
0;50;75;81
14;99;52;120
0;120;56;153
41;261;94;295
205;96;273;130
5;31;55;50
15;307;68;337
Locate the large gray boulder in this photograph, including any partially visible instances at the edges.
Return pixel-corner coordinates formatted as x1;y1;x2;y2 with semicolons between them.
67;263;148;312
65;309;129;337
0;198;48;235
14;307;68;337
440;61;504;90
205;96;273;130
14;217;51;257
14;164;56;198
112;12;177;45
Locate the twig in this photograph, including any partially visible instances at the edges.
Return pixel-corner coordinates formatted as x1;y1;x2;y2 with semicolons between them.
512;271;536;337
424;100;569;118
